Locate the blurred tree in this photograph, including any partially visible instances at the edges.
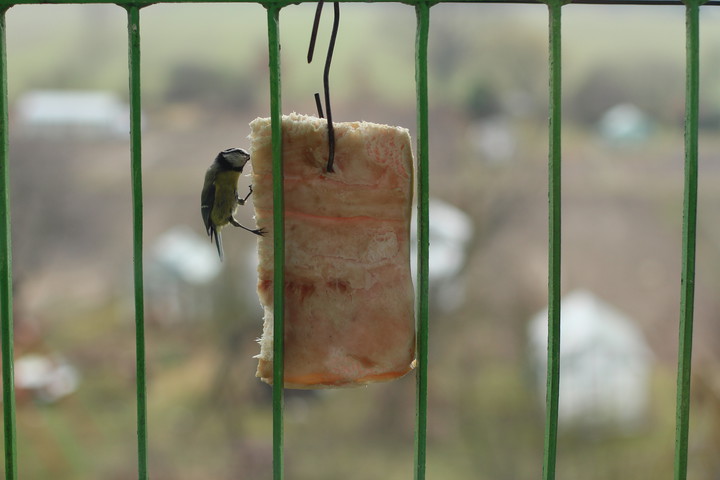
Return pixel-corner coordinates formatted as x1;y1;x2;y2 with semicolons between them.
465;80;502;120
569;60;683;125
9;140;75;275
429;20;470;85
164;61;257;111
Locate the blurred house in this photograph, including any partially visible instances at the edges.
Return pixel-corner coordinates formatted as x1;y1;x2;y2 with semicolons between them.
13;90;135;139
528;290;654;433
597;103;652;145
411;198;474;313
146;226;222;324
467;116;517;164
15;354;80;404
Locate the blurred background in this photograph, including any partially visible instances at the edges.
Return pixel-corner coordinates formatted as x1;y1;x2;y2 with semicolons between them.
5;3;720;479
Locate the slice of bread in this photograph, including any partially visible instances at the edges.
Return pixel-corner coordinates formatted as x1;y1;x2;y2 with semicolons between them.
250;113;415;388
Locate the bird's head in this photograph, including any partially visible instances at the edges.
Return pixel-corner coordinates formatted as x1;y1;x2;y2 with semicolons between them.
218;148;251;170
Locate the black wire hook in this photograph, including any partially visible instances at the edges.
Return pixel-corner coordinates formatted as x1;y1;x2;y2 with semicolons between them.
307;1;340;173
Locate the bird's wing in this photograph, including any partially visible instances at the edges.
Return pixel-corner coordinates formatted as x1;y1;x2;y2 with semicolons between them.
200;172;216;235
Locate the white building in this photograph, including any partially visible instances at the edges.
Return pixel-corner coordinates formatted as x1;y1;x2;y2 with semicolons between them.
411;198;474;313
528;290;654;433
146;226;222;324
598;103;652;145
13;90;133;139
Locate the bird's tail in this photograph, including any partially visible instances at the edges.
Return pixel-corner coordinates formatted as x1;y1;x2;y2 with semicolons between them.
210;227;224;261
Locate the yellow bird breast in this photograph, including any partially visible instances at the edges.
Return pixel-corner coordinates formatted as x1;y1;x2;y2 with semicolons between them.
210;171;241;228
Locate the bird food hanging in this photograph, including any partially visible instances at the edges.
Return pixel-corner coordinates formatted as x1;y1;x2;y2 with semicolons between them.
250;113;416;389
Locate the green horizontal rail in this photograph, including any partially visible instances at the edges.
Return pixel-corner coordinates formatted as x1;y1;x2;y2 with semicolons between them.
0;0;717;6
0;1;710;480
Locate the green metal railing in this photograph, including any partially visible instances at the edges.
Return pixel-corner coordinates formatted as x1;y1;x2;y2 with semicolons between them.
544;4;562;480
0;1;711;479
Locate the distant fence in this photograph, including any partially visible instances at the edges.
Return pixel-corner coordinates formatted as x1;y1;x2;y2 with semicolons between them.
0;1;712;479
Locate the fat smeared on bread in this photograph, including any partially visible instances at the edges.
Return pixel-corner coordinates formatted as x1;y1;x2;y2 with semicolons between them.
250;113;416;389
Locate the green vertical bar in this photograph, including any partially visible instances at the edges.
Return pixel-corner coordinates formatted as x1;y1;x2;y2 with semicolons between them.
414;4;430;480
126;6;148;480
0;7;17;480
674;2;700;480
266;5;284;480
543;3;562;480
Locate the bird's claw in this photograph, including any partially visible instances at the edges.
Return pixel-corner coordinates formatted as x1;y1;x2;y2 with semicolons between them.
237;185;254;206
229;216;265;236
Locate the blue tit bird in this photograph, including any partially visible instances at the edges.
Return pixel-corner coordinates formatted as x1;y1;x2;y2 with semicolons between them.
201;148;265;260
